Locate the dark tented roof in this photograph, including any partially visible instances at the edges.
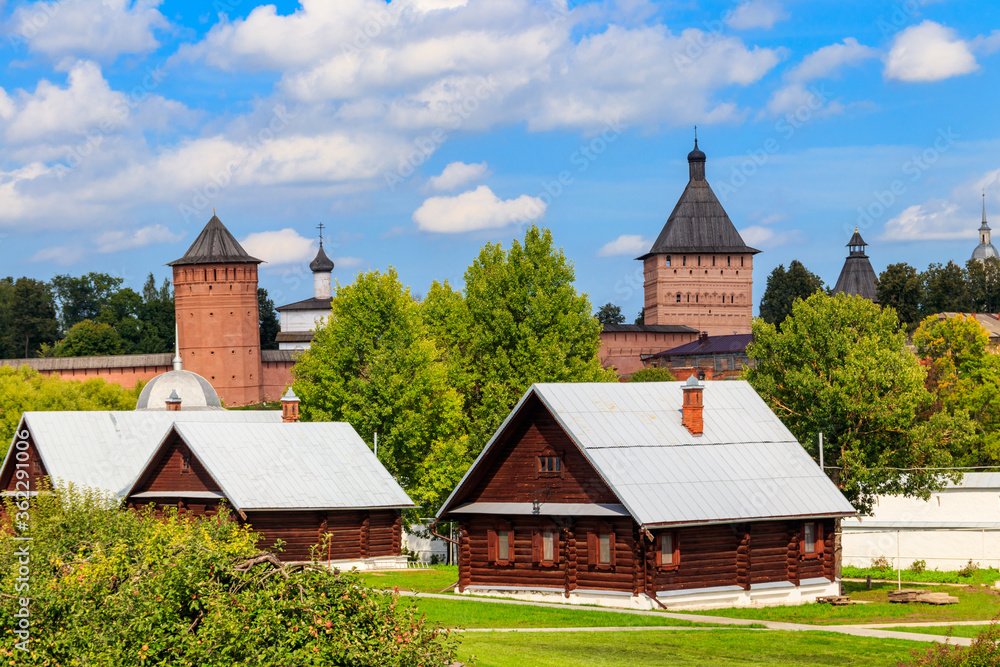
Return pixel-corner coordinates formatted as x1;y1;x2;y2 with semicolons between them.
168;215;262;266
832;232;878;302
847;230;867;247
640;143;760;258
276;296;333;312
309;245;335;272
651;333;753;358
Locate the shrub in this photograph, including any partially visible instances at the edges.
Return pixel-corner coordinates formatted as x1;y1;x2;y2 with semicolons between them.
871;555;892;569
958;559;980;578
910;560;927;574
901;621;1000;666
0;485;458;666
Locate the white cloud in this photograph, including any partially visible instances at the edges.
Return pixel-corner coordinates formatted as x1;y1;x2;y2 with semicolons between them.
787;38;877;83
29;244;84;265
738;225;801;249
241;228;316;265
12;0;168;62
880;199;968;241
427;161;489;191
94;224;183;253
334;256;365;269
412;185;544;233
597;234;650;257
725;0;789;30
884;21;978;83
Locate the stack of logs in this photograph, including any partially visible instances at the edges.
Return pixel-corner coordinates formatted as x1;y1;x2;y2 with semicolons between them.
888;589;959;605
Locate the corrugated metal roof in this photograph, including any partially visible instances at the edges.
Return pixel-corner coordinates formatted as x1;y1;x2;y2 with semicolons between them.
439;381;856;526
159;422;413;511
651;333;752;359
5;411;282;496
946;472;1000;488
450;502;630;517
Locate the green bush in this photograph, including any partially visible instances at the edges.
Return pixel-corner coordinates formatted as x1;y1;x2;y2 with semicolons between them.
910;560;927;574
0;484;458;666
958;559;980;578
871;555;892;570
902;621;1000;666
843;564;1000;585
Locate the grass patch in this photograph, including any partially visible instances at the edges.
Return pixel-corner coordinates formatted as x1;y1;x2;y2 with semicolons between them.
843;565;1000;586
887;624;995;639
357;565;459;593
404;595;722;629
457;630;924;666
684;581;1000;625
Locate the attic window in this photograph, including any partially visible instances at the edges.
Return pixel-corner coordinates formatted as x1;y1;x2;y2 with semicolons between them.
181;454;191;473
538;455;562;475
801;522;823;560
33;459;41;473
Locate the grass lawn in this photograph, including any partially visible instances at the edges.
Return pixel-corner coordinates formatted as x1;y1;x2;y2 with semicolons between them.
684;581;1000;625
403;595;727;629
357;565;459;593
456;630;925;666
888;624;996;639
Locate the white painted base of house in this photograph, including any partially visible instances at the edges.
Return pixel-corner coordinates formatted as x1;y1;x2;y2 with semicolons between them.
290;555;411;571
460;578;840;611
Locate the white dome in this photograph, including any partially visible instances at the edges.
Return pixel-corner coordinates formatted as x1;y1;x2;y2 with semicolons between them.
136;370;223;411
972;242;999;261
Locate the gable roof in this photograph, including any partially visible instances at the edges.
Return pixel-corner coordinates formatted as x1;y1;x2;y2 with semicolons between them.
651;333;752;358
438;382;855;527
168;215;262;266
2;411;282;497
127;422;413;511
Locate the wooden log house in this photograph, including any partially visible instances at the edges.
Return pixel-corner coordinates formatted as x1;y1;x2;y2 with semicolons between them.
436;378;856;609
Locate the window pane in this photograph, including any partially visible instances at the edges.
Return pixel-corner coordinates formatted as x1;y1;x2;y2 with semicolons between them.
499;531;509;559
543;531;554;561
661;534;673;564
539;457;547;472
554;457;561;472
804;523;815;552
599;534;611;564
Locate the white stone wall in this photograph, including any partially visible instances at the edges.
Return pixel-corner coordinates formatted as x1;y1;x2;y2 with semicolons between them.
402;523;450;564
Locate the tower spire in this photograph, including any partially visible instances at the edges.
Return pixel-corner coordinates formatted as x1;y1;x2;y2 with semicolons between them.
317;222;325;248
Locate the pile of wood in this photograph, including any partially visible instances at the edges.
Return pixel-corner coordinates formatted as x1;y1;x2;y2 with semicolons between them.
816;595;853;606
888;589;959;605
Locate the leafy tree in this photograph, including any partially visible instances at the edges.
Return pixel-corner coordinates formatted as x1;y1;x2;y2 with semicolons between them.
595;302;625;325
7;277;58;358
921;261;972;316
50;272;124;332
0;486;457;665
635;307;645;325
292;269;468;512
629;367;677;382
43;319;125;357
758;260;825;327
965;257;1000;314
0;366;140;449
876;262;923;327
0;277;14;358
258;288;280;351
459;225;616;448
745;292;974;514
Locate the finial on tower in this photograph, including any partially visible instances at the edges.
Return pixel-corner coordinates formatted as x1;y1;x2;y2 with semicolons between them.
172;327;182;371
317;222;325;248
984;190;988;224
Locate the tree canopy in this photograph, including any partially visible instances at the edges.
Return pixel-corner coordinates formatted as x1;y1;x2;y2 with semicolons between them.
595;302;625;325
876;262;923;328
745;292;974;514
258;288;280;350
758;260;825;327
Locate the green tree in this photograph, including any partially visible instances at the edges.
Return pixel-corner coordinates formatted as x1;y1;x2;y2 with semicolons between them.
459;225;616;448
629;367;677;382
921;261;972;316
0;365;140;449
0;277;14;358
876;262;923;327
758;260;825;327
50;272;124;332
292;269;468;512
745;292;973;513
44;319;125;357
635;307;645;325
258;288;280;351
965;257;1000;314
595;302;625;325
7;277;58;358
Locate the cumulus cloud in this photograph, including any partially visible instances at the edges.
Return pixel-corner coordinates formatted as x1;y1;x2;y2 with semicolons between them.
427;161;489;191
333;256;365;269
880;198;968;241
725;0;789;30
11;0;168;62
94;224;183;253
738;225;800;249
597;234;650;257
29;244;84;265
412;185;544;233
765;38;877;117
884;21;978;82
241;228;316;265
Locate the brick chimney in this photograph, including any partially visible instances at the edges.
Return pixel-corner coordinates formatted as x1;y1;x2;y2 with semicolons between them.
281;387;300;423
698;331;709;345
165;389;182;412
681;376;704;435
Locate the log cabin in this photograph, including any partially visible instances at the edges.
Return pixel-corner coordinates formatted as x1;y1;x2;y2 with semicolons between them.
122;420;413;565
436;378;856;610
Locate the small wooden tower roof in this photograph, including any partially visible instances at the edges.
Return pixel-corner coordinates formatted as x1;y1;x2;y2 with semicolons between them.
168;214;262;266
832;229;878;301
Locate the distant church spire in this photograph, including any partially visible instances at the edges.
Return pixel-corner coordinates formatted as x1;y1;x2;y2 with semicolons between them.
973;191;998;262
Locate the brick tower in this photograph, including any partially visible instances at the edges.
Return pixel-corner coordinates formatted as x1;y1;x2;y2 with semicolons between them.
169;215;263;406
639;140;759;335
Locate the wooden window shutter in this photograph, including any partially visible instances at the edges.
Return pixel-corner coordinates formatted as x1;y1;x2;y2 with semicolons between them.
609;530;616;568
673;532;680;566
799;524;807;557
507;528;516;563
488;529;498;563
552;530;560;565
816;522;824;556
588;531;598;565
532;531;541;564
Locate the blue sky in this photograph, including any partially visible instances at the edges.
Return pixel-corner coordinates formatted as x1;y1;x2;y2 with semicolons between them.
0;0;998;317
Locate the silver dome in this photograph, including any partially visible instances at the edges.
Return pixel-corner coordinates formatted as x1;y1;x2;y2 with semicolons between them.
972;242;1000;261
135;370;223;411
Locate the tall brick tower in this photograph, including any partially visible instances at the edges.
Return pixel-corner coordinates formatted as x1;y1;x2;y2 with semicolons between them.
169;215;263;406
639;140;759;335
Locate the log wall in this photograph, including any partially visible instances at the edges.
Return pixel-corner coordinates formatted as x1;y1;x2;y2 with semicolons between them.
132;433;221;494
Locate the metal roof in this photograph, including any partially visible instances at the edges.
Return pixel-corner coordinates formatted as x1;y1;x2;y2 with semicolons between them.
168;215;262;266
144;422;414;511
4;411;282;496
832;231;878;301
944;472;1000;489
601;324;699;334
651;333;752;358
275;297;333;312
309;244;335;272
439;381;856;527
449;502;630;517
